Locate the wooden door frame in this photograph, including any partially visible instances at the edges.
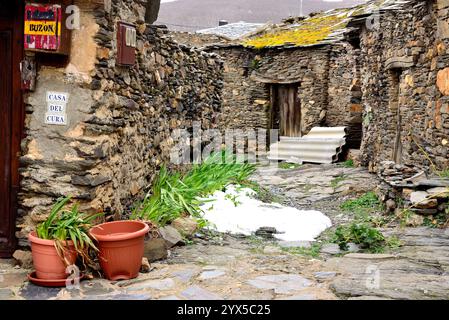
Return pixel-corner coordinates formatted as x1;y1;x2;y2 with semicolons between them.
269;83;301;137
0;1;24;257
389;68;403;165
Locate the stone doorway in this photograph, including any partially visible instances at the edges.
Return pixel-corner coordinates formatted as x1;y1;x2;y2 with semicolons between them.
0;1;24;257
269;84;301;137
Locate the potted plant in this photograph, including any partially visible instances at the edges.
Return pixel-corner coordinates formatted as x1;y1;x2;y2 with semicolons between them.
90;220;149;281
28;196;102;281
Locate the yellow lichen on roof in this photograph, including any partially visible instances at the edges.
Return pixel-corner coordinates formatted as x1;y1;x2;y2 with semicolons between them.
242;7;361;49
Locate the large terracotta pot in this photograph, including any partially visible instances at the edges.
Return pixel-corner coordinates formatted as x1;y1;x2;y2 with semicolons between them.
28;232;77;280
90;220;149;281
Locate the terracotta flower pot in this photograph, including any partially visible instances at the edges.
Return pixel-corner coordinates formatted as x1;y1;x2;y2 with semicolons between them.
28;232;77;280
90;220;149;281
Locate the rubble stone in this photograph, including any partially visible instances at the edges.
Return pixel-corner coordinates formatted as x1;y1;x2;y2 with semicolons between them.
410;191;438;209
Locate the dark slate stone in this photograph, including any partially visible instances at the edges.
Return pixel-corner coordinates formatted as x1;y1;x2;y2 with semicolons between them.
19;283;62;300
84;292;152;300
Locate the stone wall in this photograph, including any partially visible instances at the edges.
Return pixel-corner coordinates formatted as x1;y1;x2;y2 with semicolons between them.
17;0;223;245
203;45;333;137
171;31;230;48
327;43;363;149
170;34;271;133
251;47;330;135
196;38;365;143
359;0;449;172
210;47;269;131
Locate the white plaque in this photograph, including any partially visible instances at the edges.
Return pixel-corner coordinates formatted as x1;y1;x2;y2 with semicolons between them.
46;91;69;103
45;113;67;126
47;103;66;113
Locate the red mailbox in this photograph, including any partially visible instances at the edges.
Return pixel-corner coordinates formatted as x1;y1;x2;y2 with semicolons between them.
24;1;72;55
25;3;62;51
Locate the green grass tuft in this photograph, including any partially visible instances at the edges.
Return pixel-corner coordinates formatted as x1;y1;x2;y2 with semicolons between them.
281;243;322;258
342;159;354;168
278;162;302;170
332;222;387;253
131;151;256;226
436;169;449;179
341;192;381;212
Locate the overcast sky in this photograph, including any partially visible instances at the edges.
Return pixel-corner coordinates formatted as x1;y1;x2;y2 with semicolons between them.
157;0;367;31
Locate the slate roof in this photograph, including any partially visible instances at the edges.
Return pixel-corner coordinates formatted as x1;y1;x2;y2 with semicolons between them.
242;0;411;49
197;22;267;40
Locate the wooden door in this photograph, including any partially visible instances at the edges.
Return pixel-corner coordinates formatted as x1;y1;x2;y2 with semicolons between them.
271;84;301;137
0;1;24;257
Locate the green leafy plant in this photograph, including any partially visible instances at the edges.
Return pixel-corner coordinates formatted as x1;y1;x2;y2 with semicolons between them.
341;192;381;213
423;210;449;229
278;162;302;170
332;222;386;253
385;236;403;250
248;57;261;70
281;243;322;258
132;151;256;225
225;194;242;207
436;169;449;179
36;196;102;265
342;159;354;168
341;192;385;226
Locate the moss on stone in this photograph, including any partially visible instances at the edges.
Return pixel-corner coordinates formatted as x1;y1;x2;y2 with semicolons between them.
242;2;379;49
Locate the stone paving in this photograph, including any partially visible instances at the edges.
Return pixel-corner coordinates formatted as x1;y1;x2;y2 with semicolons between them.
1;164;448;300
0;237;337;300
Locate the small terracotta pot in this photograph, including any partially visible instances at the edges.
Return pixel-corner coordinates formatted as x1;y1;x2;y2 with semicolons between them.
28;232;77;280
90;220;149;281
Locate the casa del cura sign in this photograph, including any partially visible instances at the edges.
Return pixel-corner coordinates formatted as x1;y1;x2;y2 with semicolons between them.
45;91;69;126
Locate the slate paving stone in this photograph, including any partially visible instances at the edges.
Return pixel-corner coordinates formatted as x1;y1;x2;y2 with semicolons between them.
157;295;182;300
347;243;361;253
81;281;115;296
198;270;226;280
0;288;15;300
321;244;341;255
247;274;312;294
326;233;449;300
0;272;28;288
84;292;152;300
171;268;199;282
347;296;393;300
277;294;317;300
180;286;224;300
19;283;62;300
125;278;175;291
314;272;337;280
278;241;312;249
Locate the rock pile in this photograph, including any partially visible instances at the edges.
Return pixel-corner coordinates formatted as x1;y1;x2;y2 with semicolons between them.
377;161;423;186
144;217;198;263
377;161;449;217
407;188;449;216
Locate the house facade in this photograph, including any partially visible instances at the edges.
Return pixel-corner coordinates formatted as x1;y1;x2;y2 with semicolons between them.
172;6;372;154
0;0;223;256
359;0;449;173
173;0;448;170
